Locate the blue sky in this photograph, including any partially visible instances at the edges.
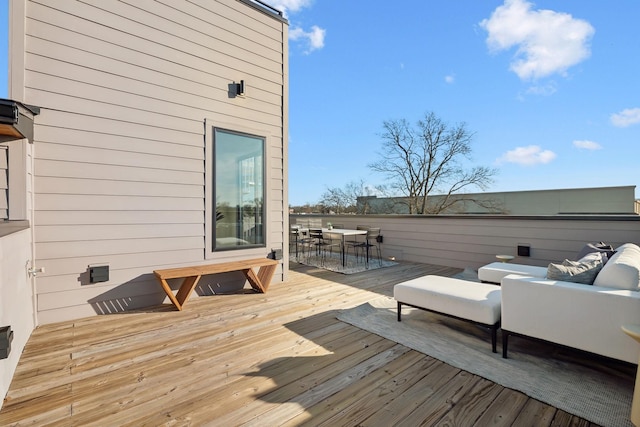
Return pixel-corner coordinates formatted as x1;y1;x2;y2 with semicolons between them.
279;0;640;205
1;1;638;206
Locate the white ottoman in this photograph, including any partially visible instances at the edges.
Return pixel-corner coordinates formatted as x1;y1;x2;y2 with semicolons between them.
478;261;547;284
393;275;502;352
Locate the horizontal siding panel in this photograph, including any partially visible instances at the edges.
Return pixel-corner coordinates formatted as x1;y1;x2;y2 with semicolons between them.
37;125;203;159
90;0;283;67
28;55;283;118
157;0;284;49
35;249;204;289
36;291;171;323
302;215;640;269
35;194;203;212
25;88;203;135
36;236;204;259
34;210;202;225
36;110;200;145
27;31;283;103
35;141;202;172
35;177;202;199
26;67;281;127
29;2;283;85
37;271;159;297
37;276;161;310
35;159;202;185
35;223;202;242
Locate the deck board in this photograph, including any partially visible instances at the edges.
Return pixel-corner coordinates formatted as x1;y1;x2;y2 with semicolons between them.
0;261;604;426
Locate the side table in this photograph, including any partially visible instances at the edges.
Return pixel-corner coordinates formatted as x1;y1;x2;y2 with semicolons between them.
622;324;640;426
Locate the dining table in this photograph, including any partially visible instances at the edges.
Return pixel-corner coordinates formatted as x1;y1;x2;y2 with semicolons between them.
305;227;368;267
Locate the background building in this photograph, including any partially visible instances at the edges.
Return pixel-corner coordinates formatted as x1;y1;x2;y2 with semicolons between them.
358;186;638;215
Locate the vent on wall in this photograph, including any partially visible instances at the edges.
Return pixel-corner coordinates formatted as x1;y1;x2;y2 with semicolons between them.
89;265;110;283
517;245;531;257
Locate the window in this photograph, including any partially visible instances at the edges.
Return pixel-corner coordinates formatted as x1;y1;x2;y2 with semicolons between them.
213;128;265;251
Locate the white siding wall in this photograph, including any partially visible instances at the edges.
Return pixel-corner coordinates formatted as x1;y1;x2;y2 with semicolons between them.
21;0;287;323
293;215;640;270
0;228;35;406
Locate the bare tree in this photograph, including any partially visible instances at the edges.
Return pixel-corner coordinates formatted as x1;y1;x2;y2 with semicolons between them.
369;112;497;214
320;179;389;214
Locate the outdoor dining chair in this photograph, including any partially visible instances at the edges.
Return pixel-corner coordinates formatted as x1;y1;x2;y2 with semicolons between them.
354;227;382;267
345;225;370;263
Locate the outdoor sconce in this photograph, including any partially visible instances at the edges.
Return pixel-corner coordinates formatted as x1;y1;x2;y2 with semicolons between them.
236;80;245;97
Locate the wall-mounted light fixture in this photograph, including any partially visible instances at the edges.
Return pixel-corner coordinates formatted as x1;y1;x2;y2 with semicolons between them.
236;80;245;97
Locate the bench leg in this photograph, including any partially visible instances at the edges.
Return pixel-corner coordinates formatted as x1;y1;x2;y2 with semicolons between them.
175;275;202;310
158;277;183;311
244;264;276;293
397;301;402;322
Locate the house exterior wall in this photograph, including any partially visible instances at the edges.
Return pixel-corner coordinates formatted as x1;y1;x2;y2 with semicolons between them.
10;0;288;324
0;228;34;408
291;214;640;270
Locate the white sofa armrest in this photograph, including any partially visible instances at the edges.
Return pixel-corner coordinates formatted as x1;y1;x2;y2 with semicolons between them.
501;274;640;363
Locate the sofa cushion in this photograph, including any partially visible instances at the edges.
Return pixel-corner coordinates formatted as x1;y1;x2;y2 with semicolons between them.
547;259;603;285
575;242;615;263
592;243;640;290
577;251;606;264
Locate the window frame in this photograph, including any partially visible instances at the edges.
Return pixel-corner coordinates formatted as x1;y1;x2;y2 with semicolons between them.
204;120;269;259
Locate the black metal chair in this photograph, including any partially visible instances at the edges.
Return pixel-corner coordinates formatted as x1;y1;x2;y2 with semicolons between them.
289;225;301;258
355;227;382;267
345;225;370;264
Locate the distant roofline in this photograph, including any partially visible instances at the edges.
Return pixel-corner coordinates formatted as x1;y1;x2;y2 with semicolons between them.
471;185;636;197
239;0;288;24
358;185;636;200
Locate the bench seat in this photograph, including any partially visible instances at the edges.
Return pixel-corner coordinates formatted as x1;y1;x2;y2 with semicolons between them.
154;258;278;311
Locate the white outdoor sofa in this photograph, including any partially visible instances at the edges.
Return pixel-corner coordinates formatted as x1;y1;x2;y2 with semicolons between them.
394;243;640;364
500;243;640;364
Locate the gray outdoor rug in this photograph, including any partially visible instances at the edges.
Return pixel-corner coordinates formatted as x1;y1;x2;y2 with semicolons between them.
336;296;635;427
289;252;397;274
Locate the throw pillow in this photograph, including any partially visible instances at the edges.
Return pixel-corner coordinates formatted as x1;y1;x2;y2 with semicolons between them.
547;259;604;285
578;251;605;264
575;242;615;263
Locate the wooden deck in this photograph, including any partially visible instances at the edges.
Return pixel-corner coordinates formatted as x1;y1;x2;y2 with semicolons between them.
0;261;602;426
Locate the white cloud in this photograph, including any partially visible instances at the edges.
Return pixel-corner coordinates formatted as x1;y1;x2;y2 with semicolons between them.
277;0;325;54
445;75;455;84
573;140;602;150
525;82;557;96
270;0;313;17
289;25;326;54
480;0;594;80
497;145;557;165
611;108;640;127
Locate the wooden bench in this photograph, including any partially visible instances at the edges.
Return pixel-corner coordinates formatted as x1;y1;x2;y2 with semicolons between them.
154;258;279;311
